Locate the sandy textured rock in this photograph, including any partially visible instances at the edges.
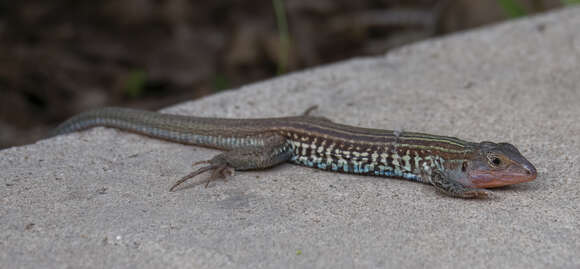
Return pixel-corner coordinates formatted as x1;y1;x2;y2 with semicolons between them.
2;6;580;269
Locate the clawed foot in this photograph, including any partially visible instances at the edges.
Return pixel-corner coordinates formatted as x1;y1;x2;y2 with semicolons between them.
169;160;235;191
454;188;492;199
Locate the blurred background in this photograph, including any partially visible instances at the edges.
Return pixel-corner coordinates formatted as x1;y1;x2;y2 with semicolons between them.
0;0;576;149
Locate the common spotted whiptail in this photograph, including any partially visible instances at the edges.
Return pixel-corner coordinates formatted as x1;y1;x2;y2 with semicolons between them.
52;107;537;198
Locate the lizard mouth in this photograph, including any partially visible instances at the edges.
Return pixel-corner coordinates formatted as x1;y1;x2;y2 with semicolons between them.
468;164;537;188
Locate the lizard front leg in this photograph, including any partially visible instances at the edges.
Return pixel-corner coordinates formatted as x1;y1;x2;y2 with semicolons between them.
427;169;491;198
170;135;292;191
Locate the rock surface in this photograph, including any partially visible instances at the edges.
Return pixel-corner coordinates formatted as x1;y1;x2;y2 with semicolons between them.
2;6;580;269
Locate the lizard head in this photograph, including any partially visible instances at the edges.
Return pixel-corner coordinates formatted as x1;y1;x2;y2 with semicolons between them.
462;141;536;188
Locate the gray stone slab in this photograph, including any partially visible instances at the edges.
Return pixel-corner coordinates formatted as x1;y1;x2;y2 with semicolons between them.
2;6;580;269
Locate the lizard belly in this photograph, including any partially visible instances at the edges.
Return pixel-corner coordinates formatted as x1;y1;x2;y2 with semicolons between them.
286;139;423;182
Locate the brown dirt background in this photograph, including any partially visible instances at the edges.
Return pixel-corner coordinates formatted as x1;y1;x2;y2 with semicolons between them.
0;0;564;148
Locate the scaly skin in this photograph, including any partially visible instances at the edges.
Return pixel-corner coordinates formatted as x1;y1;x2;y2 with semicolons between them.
52;107;537;198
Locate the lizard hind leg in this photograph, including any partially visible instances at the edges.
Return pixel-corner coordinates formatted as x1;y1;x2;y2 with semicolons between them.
302;105;319;116
169;134;292;191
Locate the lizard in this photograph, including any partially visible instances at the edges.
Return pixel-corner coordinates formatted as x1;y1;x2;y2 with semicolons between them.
51;107;537;198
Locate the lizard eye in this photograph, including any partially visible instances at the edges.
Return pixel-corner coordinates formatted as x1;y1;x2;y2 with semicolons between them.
487;153;503;167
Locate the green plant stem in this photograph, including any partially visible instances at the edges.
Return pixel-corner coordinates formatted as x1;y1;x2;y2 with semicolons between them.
273;0;290;74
